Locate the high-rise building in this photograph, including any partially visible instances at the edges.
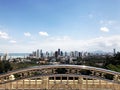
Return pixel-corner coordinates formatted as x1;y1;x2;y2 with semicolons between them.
70;51;74;57
61;51;63;56
32;51;37;57
2;53;9;60
55;51;58;58
58;49;60;56
113;48;116;56
79;52;82;57
50;51;54;57
45;51;49;57
65;52;67;57
40;49;43;58
36;49;40;58
74;51;79;57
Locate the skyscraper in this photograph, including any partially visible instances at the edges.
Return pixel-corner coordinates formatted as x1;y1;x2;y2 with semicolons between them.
113;48;116;56
36;49;40;58
40;49;43;58
55;51;58;58
58;49;60;56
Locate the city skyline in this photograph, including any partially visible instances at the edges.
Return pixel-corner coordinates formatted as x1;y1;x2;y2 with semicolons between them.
0;0;120;53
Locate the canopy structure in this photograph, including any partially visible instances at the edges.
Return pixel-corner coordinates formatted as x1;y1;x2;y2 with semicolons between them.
0;65;120;90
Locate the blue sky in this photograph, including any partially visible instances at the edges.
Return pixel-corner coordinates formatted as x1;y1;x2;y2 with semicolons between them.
0;0;120;53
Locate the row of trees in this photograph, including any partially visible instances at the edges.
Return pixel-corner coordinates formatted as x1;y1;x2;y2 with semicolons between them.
75;52;120;72
104;52;120;72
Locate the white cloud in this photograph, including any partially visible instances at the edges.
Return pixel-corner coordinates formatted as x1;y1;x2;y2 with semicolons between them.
24;32;31;37
35;35;120;52
9;40;17;43
39;31;49;36
100;27;109;32
87;35;120;51
2;34;120;52
0;31;10;39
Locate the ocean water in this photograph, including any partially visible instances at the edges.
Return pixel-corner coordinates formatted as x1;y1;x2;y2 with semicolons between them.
0;53;30;58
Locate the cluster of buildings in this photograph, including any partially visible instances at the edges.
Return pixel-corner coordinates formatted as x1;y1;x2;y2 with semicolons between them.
29;49;95;59
27;48;115;65
31;48;117;58
0;48;117;65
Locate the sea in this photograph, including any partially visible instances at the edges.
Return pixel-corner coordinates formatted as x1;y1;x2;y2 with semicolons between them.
0;53;30;58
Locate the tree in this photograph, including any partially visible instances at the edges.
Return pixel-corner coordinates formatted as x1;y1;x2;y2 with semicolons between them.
3;61;12;72
0;61;4;73
0;61;12;73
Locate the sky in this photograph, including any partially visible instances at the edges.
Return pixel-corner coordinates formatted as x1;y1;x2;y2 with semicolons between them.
0;0;120;53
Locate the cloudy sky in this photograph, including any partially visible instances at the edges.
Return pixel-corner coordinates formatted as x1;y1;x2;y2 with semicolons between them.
0;0;120;53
